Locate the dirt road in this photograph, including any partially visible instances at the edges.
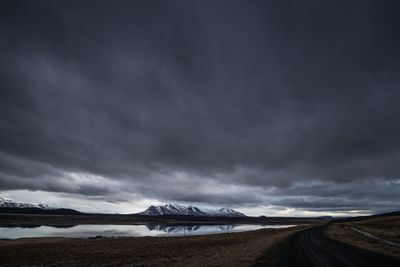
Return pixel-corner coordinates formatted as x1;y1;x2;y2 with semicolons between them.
269;225;400;267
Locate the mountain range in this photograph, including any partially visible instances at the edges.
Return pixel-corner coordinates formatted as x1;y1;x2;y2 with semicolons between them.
0;197;245;217
0;197;52;210
138;204;246;217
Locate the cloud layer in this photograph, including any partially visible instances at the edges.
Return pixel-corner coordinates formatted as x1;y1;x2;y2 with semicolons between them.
1;0;400;214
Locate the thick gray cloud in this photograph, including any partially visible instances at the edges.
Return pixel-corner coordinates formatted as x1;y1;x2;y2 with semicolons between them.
1;0;400;214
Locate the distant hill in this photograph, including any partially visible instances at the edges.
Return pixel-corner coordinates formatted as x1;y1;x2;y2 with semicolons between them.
371;210;400;217
0;197;80;215
0;197;52;209
138;204;246;217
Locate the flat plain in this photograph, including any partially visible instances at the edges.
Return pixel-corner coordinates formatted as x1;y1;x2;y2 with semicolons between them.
0;226;306;267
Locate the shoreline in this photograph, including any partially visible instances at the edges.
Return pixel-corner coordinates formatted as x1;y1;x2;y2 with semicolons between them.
0;226;307;266
0;212;324;227
0;221;300;240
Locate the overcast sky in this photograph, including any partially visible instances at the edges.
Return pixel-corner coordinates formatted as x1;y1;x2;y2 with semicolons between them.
1;0;400;216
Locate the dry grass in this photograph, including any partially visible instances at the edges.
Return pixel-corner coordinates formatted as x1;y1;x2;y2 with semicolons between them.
324;217;400;259
0;226;304;267
351;216;400;243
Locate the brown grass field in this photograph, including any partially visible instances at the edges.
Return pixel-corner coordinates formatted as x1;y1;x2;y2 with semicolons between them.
0;225;306;267
324;216;400;259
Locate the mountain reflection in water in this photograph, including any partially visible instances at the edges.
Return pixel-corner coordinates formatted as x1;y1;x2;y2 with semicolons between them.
0;224;295;239
146;224;236;233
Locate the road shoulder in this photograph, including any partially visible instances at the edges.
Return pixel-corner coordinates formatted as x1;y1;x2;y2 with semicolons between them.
324;223;400;259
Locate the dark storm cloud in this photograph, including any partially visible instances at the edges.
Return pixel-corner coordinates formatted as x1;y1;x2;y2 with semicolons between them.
271;179;400;212
1;0;400;213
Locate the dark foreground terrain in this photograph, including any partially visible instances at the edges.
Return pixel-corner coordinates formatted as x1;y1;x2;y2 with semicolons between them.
263;225;400;267
325;214;400;258
0;226;305;267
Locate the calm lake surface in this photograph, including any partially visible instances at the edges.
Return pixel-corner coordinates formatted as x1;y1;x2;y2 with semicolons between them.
0;224;295;239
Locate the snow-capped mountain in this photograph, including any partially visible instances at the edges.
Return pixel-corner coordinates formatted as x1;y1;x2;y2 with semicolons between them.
138;204;246;217
0;197;52;210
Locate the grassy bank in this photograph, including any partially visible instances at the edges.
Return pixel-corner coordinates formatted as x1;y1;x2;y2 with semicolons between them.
324;216;400;259
0;226;306;267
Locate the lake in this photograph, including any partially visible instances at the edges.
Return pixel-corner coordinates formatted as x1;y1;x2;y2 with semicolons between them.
0;224;295;239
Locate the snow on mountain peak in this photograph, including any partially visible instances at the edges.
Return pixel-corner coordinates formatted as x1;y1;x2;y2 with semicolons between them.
139;204;246;217
0;197;52;210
